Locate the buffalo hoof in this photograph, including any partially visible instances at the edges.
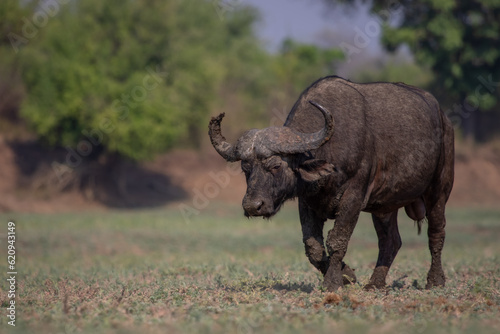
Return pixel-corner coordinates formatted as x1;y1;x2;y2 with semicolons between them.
425;274;445;289
364;266;389;290
322;279;342;292
323;262;356;291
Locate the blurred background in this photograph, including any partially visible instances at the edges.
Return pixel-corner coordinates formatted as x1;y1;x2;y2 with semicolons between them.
1;0;499;212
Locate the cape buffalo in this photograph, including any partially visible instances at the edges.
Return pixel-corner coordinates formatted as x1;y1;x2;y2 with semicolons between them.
208;76;454;291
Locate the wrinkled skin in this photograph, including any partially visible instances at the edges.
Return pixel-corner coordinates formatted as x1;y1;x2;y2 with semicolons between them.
240;157;291;217
209;76;454;291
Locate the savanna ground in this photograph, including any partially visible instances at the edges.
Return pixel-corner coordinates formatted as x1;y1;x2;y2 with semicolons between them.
1;203;499;334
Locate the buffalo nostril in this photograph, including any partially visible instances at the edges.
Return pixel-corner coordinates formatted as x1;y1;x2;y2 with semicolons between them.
255;200;263;212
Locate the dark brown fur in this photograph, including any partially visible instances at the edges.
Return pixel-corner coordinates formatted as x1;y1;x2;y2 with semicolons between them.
209;76;454;291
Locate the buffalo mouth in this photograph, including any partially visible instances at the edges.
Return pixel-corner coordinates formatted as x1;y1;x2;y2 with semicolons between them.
244;209;277;219
243;200;284;219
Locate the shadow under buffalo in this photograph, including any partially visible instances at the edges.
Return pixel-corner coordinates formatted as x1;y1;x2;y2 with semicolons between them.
271;282;316;293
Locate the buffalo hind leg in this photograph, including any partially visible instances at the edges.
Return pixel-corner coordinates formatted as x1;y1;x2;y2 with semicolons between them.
365;210;402;290
425;200;447;288
425;112;453;289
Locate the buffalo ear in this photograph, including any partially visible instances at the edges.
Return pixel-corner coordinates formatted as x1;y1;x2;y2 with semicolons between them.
298;159;335;182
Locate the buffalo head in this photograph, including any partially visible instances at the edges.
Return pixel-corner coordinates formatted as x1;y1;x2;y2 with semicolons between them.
208;101;335;217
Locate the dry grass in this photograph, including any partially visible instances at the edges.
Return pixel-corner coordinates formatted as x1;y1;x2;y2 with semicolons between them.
1;204;499;333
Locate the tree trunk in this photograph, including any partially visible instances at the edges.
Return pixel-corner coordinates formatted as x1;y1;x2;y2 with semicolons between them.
461;93;478;143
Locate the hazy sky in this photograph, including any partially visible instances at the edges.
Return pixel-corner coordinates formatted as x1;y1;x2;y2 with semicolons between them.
236;0;404;76
239;0;375;52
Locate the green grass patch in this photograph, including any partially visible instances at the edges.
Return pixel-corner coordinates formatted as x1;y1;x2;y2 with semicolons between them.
1;204;499;333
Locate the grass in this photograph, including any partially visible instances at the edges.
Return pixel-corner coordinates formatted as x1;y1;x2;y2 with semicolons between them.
0;203;499;333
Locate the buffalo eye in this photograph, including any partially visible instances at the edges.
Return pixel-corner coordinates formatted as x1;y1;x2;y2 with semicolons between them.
270;164;282;174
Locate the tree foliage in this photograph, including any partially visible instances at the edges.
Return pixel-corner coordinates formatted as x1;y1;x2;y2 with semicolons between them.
12;0;263;160
381;0;500;106
276;38;344;93
2;0;345;164
0;1;34;133
351;57;432;88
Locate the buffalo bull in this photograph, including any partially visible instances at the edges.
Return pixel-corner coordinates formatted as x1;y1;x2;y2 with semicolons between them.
208;76;454;291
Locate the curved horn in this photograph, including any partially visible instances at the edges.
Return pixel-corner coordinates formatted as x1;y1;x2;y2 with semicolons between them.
262;100;335;155
306;100;335;146
208;113;239;162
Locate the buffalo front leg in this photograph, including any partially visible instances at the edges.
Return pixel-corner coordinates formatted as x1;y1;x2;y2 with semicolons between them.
323;190;362;291
300;200;356;284
365;210;402;290
299;200;329;275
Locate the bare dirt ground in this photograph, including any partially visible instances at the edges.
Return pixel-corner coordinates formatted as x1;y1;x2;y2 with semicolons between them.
0;136;499;213
452;143;500;207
